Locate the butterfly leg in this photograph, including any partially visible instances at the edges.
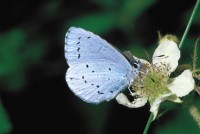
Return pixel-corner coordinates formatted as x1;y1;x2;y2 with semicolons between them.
128;85;136;96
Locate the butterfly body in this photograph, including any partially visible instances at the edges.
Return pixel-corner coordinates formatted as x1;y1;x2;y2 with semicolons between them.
65;27;140;103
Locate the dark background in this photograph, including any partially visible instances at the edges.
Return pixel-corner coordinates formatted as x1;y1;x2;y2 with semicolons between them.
0;0;199;134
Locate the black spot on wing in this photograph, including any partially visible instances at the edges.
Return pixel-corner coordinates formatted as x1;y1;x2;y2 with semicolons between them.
78;54;80;59
78;37;81;40
98;91;104;94
76;41;80;45
96;85;99;88
109;68;111;71
82;76;84;79
92;70;95;73
87;36;91;39
86;64;89;68
77;47;80;52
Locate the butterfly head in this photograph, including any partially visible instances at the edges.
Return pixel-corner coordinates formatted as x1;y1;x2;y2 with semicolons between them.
132;60;141;70
130;58;141;72
127;58;141;86
123;51;141;71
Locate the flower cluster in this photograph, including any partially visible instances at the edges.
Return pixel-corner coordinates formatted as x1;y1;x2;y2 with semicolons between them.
116;35;195;120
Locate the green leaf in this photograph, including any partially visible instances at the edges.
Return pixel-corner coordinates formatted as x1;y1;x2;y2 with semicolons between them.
0;29;26;77
154;109;200;134
117;0;155;30
0;102;12;133
89;0;120;10
67;12;117;34
0;29;45;92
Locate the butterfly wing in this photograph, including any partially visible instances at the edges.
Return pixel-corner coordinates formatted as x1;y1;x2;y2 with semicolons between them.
66;62;129;103
65;27;137;103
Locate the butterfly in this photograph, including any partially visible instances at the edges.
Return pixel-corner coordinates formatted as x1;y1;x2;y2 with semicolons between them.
65;27;141;103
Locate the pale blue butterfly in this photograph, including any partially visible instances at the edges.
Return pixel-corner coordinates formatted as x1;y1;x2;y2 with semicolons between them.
65;27;141;103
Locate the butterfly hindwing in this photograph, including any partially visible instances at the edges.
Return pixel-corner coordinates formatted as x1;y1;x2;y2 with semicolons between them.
66;62;128;103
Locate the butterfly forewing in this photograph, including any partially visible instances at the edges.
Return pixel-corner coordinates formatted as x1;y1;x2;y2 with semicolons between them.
65;27;131;67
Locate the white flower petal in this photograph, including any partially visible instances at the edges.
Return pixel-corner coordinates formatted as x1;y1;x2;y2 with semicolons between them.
116;93;147;108
131;97;148;108
150;93;172;120
116;93;131;106
167;95;182;103
131;55;151;67
152;40;180;73
139;58;151;66
167;69;195;97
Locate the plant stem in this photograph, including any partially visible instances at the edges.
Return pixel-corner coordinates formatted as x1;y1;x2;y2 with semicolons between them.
193;38;200;71
179;0;200;49
143;113;154;134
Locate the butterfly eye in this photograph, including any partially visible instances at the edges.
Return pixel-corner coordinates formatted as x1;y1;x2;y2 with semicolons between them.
133;63;138;68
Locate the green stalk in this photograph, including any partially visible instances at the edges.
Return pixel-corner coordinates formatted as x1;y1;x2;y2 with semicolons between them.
143;113;154;134
179;0;200;49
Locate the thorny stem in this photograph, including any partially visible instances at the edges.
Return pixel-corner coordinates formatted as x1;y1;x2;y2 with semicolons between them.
193;38;200;72
179;0;200;49
143;113;154;134
143;1;200;133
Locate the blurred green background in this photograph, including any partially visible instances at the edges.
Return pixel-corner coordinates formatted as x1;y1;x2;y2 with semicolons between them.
0;0;199;134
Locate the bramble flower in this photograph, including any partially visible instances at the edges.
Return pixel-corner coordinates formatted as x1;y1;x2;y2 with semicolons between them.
116;35;195;120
